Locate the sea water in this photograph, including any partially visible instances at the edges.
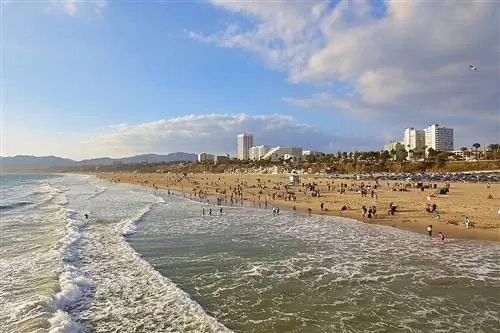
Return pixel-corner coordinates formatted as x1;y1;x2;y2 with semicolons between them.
0;174;499;333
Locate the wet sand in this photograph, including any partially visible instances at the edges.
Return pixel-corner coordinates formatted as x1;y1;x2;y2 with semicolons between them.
98;172;500;242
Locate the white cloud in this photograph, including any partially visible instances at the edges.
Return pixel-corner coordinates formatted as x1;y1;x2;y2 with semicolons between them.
85;113;377;158
49;0;106;17
188;0;500;145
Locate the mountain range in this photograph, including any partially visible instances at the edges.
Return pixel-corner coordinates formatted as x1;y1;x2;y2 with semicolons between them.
0;152;198;169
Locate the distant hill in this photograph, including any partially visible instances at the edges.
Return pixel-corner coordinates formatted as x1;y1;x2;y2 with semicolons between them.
0;152;197;170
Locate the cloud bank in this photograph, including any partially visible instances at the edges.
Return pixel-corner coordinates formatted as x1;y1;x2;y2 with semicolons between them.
87;113;378;157
189;0;500;145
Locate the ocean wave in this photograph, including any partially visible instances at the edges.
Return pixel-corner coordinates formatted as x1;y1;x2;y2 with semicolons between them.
120;196;165;236
0;201;34;211
114;209;233;332
48;208;91;333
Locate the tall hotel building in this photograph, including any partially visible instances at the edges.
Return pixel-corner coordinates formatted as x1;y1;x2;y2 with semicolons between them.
237;132;254;160
403;127;425;153
424;124;454;153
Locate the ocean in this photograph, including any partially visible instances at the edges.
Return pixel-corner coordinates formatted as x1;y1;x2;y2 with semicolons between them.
1;173;499;333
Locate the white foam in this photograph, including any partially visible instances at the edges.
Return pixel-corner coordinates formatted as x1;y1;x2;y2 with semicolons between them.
120;196;165;236
48;208;91;333
48;309;84;333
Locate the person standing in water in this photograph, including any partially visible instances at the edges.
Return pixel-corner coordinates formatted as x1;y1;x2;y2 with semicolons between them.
84;213;89;219
427;224;432;236
437;232;445;243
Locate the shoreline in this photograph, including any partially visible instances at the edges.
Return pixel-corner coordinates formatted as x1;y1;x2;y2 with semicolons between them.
95;172;500;242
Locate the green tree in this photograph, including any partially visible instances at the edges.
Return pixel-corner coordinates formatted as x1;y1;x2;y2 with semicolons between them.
427;147;438;160
472;143;481;159
488;143;500;160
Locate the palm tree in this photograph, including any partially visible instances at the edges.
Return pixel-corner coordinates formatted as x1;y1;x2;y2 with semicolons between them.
487;143;500;160
472;143;481;159
460;146;468;160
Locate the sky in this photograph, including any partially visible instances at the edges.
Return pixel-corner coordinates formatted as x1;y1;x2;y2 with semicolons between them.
1;0;499;160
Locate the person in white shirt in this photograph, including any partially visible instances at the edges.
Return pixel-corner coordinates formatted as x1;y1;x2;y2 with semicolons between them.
464;216;470;229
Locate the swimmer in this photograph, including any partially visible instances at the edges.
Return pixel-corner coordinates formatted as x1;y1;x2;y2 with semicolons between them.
84;213;89;219
437;232;445;243
202;207;205;216
219;207;223;216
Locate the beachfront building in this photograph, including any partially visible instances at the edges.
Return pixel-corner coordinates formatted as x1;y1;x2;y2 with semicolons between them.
248;145;271;161
403;127;425;157
261;146;303;162
237;132;254;160
214;155;230;164
197;153;215;163
424;124;454;154
302;150;323;158
383;141;406;161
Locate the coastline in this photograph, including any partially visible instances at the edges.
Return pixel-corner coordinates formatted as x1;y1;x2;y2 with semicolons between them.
95;172;500;242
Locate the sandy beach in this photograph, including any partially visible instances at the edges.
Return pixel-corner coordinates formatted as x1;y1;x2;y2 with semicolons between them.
98;172;500;242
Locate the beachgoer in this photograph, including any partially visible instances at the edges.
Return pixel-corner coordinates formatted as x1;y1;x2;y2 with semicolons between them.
84;213;89;219
202;207;205;216
320;202;324;211
464;216;470;229
437;232;445;243
209;208;212;216
435;212;441;221
427;224;432;236
220;207;223;216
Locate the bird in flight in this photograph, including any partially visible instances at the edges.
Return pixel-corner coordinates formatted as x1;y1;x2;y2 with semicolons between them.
469;64;478;72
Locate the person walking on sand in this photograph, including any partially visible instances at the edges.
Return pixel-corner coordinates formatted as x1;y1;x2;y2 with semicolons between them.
427;224;432;236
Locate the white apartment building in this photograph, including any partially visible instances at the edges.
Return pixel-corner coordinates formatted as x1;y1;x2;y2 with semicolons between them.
197;153;214;162
248;145;271;161
261;146;303;162
403;127;425;153
424;124;454;153
302;150;323;158
236;132;254;160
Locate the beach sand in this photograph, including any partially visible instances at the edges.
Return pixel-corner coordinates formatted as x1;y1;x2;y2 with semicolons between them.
98;172;500;242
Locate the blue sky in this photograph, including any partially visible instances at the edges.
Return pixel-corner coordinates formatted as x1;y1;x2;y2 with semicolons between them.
2;1;499;159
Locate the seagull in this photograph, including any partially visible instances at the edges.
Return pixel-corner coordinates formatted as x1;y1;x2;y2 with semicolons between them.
469;64;478;72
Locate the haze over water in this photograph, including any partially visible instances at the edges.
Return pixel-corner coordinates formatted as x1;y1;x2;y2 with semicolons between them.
1;174;499;333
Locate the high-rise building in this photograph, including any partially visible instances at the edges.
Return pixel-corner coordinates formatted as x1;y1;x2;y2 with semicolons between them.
424;124;454;153
249;145;270;160
237;132;254;160
403;127;425;153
